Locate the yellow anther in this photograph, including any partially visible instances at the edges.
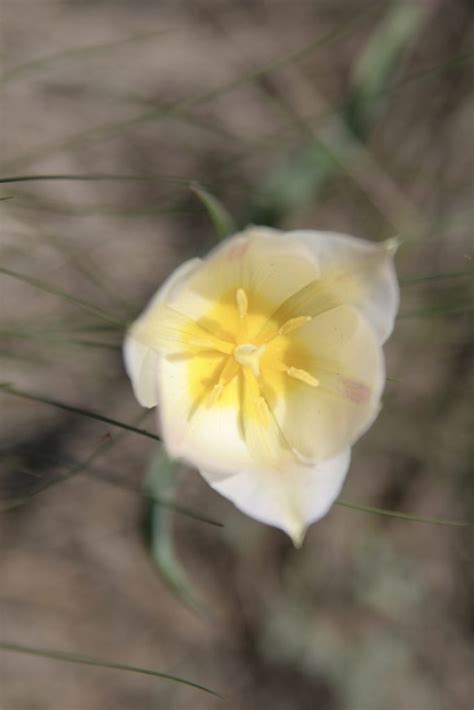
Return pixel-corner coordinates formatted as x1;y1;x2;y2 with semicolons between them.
208;382;224;407
236;288;248;319
279;316;311;336
286;367;319;387
256;396;271;428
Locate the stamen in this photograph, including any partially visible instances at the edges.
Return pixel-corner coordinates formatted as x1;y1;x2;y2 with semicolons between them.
207;358;239;408
256;396;271;428
208;382;224;407
286;366;319;387
279;315;311;336
236;288;248;319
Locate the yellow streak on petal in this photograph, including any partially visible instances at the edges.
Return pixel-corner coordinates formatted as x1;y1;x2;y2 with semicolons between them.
235;288;248;319
132;305;234;355
279;315;312;336
203;356;241;410
256;396;271;428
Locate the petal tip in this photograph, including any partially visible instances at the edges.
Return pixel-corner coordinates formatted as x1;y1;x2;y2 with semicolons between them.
383;237;402;256
289;524;306;548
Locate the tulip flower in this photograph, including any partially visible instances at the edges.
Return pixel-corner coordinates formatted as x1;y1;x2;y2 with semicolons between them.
124;227;399;544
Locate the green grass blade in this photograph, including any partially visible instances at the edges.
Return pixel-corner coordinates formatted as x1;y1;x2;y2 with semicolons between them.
2;29;174;83
346;0;424;140
398;303;474;318
191;184;236;241
0;173;192;185
392;47;474;90
0;267;124;326
400;268;474;284
0;641;221;697
145;450;209;614
248;1;428;227
336;499;469;527
0;385;161;442
1;413;153;512
1;447;223;527
10;191;187;218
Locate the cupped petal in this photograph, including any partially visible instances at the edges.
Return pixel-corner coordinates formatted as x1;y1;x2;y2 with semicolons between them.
123;257;201;408
168;227;320;329
203;448;351;545
265;305;385;464
286;230;399;343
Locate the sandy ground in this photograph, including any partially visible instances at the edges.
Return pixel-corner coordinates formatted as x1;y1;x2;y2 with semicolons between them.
1;1;473;709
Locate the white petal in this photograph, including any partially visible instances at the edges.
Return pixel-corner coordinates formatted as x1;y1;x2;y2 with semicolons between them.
123;342;160;408
203;448;351;545
287;230;399;343
123;258;201;408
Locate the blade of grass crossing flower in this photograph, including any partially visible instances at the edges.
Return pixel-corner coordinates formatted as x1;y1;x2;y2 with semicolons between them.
0;384;161;442
0;641;220;697
190;184;236;241
144;449;208;614
0;445;223;527
400;268;474;284
0;173;192;185
0;412;153;512
336;499;470;527
398;303;474;318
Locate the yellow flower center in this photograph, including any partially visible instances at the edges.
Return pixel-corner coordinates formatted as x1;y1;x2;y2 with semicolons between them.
185;288;318;421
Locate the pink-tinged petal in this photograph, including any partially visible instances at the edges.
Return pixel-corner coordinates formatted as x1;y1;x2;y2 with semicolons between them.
168;227;320;323
267;305;385;464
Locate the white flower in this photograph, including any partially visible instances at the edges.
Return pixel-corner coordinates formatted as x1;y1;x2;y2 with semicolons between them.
124;227;399;545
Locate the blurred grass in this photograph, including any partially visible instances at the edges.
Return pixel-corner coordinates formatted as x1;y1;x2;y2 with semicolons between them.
0;641;221;697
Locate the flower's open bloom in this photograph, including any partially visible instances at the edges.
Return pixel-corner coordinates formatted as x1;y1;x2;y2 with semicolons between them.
124;227;399;544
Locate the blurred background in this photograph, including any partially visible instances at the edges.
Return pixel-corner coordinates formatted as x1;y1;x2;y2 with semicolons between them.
1;1;473;708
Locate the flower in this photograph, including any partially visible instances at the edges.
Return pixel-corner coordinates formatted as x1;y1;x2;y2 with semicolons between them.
124;227;399;545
